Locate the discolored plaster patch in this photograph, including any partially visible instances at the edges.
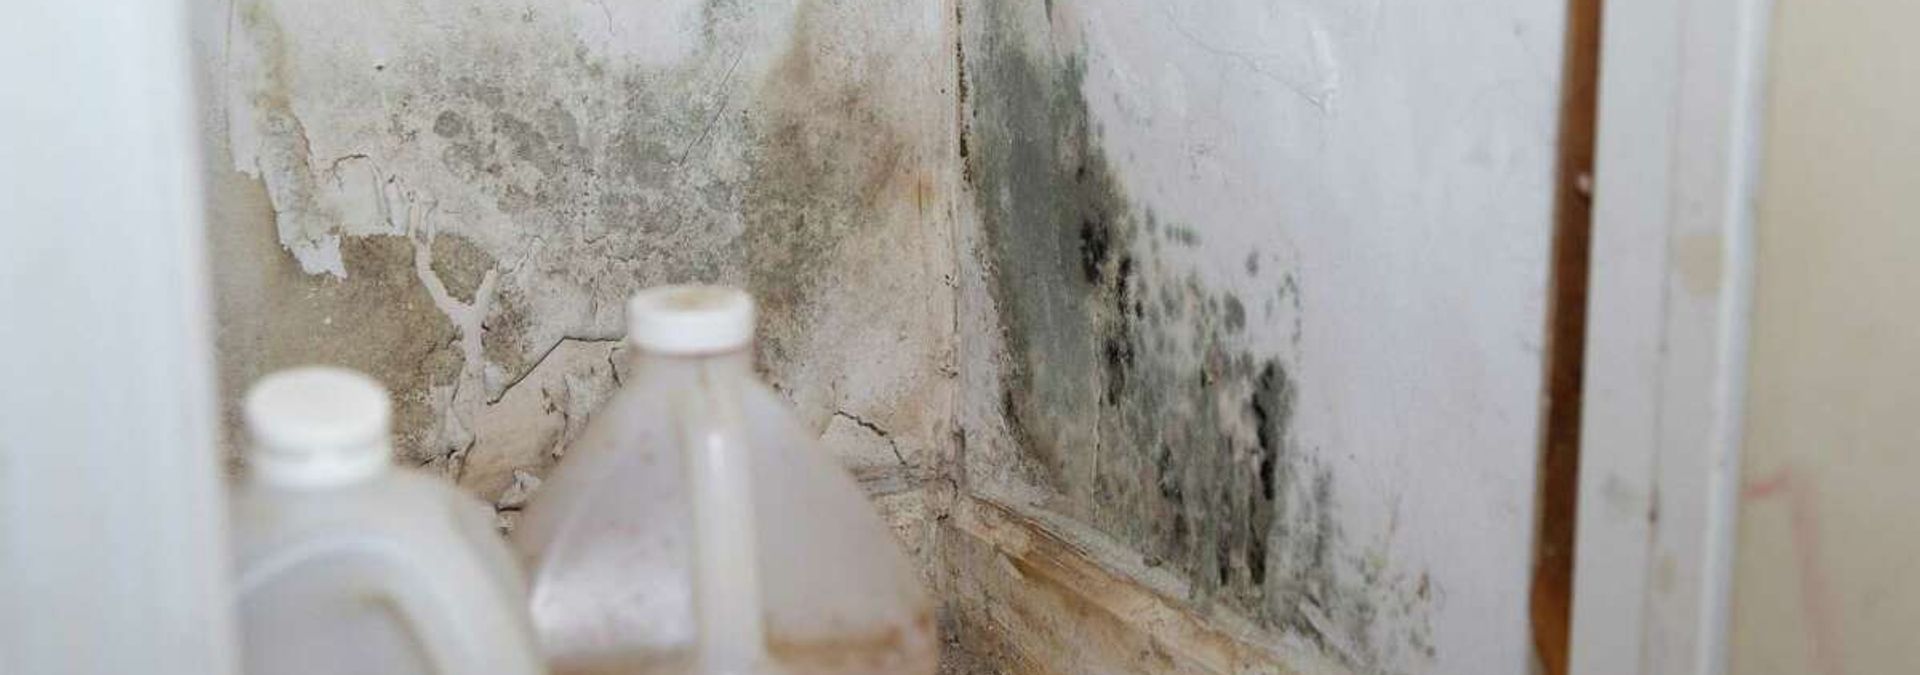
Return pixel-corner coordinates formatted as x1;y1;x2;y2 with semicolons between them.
741;0;915;380
426;232;495;305
212;0;955;500
205;164;462;466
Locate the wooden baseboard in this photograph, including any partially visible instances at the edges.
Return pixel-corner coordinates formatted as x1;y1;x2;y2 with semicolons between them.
939;495;1351;675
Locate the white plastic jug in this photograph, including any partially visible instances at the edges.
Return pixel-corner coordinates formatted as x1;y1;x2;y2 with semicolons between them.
511;286;936;675
229;367;546;675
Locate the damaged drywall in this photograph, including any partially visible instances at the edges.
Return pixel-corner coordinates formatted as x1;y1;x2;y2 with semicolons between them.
204;0;958;540
947;0;1562;673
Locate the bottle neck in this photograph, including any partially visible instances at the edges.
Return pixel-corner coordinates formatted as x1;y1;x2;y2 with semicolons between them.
629;347;755;384
249;441;393;490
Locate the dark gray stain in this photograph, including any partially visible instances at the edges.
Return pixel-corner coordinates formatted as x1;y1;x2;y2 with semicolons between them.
963;1;1428;670
953;1;974;186
432;110;468;138
1222;294;1247;333
1165;224;1201;247
429;85;592;220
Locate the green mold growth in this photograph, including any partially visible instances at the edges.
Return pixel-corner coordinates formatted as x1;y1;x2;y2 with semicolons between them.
962;1;1431;670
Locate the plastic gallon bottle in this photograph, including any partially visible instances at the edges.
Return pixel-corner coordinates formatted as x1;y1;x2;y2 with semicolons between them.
228;367;545;675
511;286;936;675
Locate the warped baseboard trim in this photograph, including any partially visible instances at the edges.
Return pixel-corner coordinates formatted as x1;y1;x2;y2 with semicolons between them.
941;494;1352;675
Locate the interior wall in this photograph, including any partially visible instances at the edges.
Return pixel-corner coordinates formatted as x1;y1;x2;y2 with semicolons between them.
197;0;1571;673
196;0;960;556
946;0;1566;673
1731;0;1920;672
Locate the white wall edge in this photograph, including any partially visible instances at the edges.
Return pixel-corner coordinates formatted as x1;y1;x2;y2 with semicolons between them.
0;0;236;672
1569;0;1772;673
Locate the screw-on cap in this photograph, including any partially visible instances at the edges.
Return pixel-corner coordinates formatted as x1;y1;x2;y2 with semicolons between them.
243;367;394;488
626;285;756;355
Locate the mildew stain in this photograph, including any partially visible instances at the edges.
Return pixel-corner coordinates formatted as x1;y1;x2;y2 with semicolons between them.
740;0;917;378
963;1;1432;669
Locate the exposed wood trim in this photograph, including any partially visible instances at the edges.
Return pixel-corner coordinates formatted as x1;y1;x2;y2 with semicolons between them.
1529;0;1603;670
1569;0;1771;672
945;496;1352;675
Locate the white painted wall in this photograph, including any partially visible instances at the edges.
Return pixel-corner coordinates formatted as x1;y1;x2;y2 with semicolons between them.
985;1;1565;672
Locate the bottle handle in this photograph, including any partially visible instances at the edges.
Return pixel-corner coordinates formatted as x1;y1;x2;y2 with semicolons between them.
238;537;542;675
678;369;770;674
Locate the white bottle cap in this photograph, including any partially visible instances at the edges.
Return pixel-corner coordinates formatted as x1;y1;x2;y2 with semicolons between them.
243;367;394;488
626;285;756;355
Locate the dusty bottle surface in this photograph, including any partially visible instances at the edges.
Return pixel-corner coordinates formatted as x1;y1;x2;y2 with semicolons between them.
229;367;545;675
511;286;937;675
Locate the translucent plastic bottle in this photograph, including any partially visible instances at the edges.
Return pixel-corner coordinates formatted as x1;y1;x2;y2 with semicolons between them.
229;367;545;675
511;286;936;675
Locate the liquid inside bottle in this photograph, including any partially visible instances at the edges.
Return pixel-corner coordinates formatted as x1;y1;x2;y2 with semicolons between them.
512;286;937;675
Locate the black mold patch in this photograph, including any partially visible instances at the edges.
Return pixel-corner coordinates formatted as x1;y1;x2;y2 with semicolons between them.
1223;294;1247;333
964;2;1430;670
1078;217;1111;284
1166;224;1201;247
953;1;974;186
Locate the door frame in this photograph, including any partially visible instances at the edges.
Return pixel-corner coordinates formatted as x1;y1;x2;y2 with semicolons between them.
1569;0;1774;673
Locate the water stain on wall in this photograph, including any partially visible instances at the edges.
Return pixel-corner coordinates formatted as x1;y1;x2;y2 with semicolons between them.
960;0;1432;669
214;0;953;518
741;0;917;382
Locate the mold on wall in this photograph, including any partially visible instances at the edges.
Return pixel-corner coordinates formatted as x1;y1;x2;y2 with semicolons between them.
198;0;1563;671
202;0;958;547
947;0;1564;673
949;2;1430;670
